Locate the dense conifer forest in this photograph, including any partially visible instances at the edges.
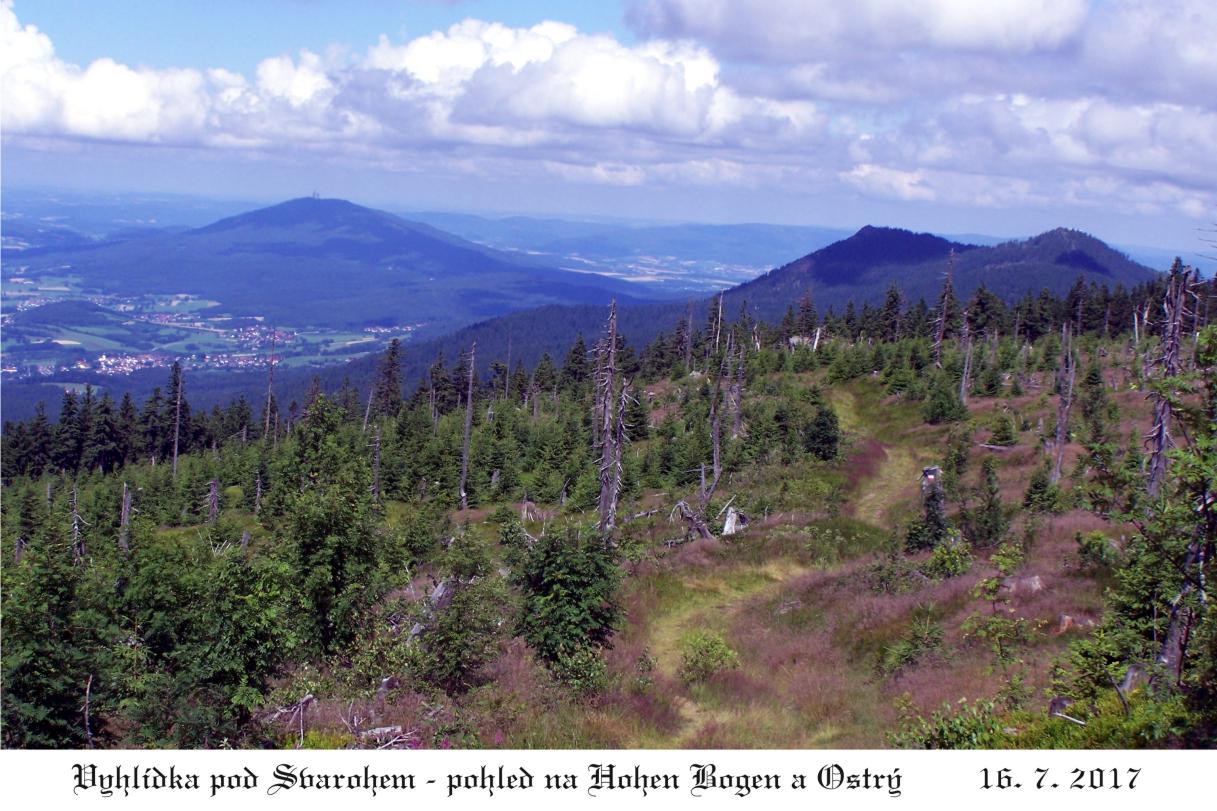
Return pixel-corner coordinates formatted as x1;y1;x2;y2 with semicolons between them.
3;264;1215;749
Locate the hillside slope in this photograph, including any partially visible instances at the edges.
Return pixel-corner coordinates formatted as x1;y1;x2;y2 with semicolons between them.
9;198;654;336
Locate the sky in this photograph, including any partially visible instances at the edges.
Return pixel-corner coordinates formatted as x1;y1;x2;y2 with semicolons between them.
2;0;1215;255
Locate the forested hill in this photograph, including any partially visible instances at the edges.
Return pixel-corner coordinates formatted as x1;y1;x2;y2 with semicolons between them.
280;225;1164;406
9;197;652;335
0;223;1165;424
724;225;1157;324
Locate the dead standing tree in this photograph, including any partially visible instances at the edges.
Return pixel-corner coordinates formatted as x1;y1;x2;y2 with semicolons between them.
458;342;476;512
207;479;220;523
263;330;277;441
70;485;88;564
1146;263;1197;498
596;302;623;538
1050;325;1075;486
1145;264;1208;683
118;482;132;555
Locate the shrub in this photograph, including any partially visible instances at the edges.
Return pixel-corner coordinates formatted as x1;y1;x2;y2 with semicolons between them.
863;556;925;595
922;376;968;424
889;697;1003;749
1075;530;1121;570
678;631;740;685
514;527;621;665
921;530;973;579
881;607;945;675
1023;464;1062;513
989;410;1018;446
551;646;609;697
804;403;841;461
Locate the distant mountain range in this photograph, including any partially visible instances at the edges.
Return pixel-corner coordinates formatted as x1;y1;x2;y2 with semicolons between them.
724;224;1157;322
6;197;653;337
0;196;1169;423
250;223;1164;418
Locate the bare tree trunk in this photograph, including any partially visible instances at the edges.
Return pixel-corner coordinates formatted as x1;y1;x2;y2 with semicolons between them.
254;473;263;517
672;500;713;540
597;302;620;536
83;674;94;750
1156;537;1204;682
118;481;132;555
70;485;86;563
606;379;629;541
362;387;373;433
959;314;973;406
207;479;219;523
1050;327;1075;485
1147;266;1195;497
459;342;476;511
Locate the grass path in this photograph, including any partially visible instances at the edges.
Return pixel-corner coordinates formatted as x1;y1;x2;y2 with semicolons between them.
625;384;928;747
626;559;819;747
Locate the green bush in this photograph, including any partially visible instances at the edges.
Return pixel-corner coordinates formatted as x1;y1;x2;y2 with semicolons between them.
1075;530;1121;570
921;531;973;579
679;631;740;685
863;555;925;595
551;646;609;697
890;698;1003;749
881;608;944;675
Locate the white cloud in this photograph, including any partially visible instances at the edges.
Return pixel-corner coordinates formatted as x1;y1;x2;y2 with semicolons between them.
626;0;1089;60
842;164;936;202
1;0;1213;225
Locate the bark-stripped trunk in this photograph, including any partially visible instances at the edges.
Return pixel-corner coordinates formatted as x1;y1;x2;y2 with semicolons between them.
672;500;713;541
207;479;219;523
1146;266;1194;498
597;302;620;536
458;343;476;511
1156;537;1205;682
70;485;86;563
118;481;132;555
